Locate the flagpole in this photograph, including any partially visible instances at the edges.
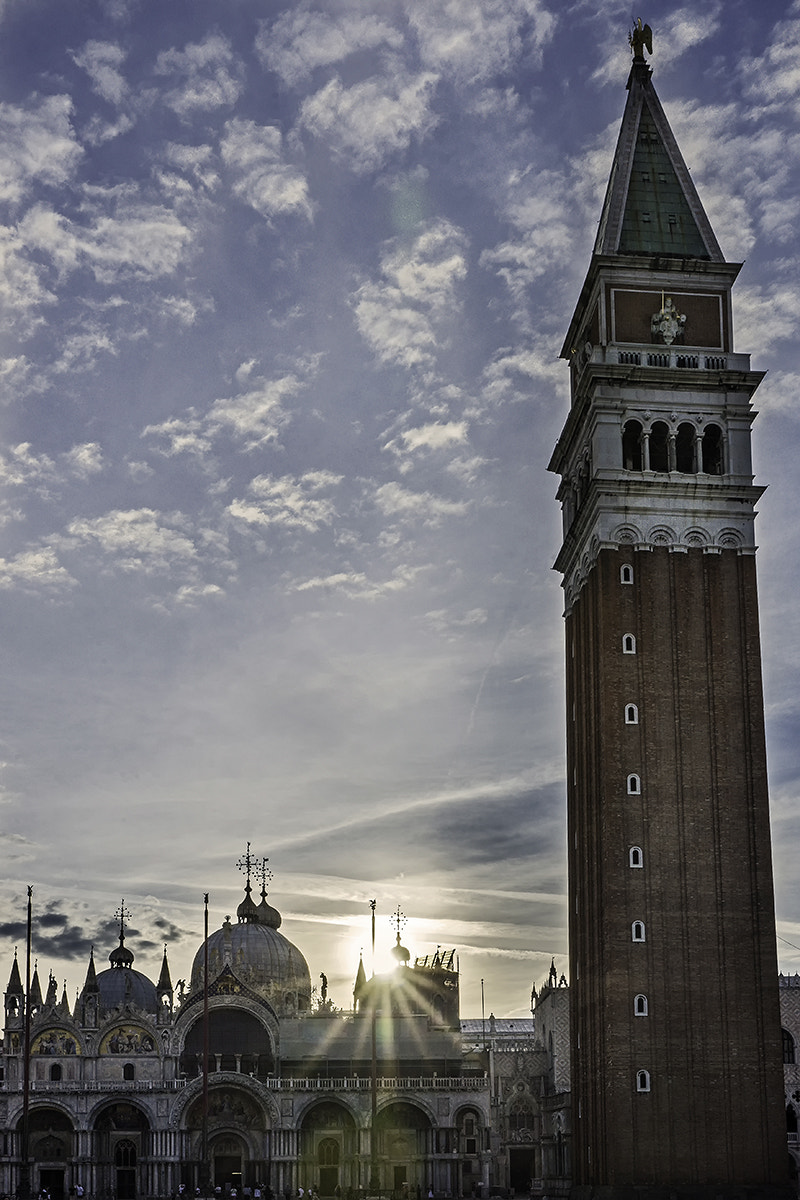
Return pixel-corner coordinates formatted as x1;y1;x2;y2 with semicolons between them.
201;893;210;1196
19;885;33;1200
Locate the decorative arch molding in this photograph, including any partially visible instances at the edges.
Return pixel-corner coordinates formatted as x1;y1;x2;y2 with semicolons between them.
682;527;710;547
170;1073;281;1131
88;1096;155;1132
613;524;642;545
717;527;744;549
375;1096;438;1129
173;992;279;1050
648;525;677;546
12;1099;79;1132
296;1097;359;1130
173;999;278;1070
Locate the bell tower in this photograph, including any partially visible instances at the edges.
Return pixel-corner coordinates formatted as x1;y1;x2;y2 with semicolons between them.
548;35;789;1200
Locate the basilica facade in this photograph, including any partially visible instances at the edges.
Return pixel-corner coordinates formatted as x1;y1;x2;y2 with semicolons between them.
0;878;571;1200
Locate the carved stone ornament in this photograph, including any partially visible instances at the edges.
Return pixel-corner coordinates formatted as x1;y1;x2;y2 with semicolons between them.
651;297;686;346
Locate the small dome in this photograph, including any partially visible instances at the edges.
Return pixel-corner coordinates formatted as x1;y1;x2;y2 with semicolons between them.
95;966;158;1015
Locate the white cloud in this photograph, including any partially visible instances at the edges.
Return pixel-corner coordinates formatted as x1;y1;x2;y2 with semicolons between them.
71;40;129;106
155;33;244;117
480;169;575;320
257;9;403;86
374;480;468;521
228;470;342;533
0;225;55;333
143;359;319;459
206;370;305;450
19;200;194;285
0;441;103;491
0;95;82;205
734;282;800;358
0;547;76;593
221;120;312;222
298;68;440;174
400;422;468;452
353;219;468;369
64;508;199;574
407;0;555;82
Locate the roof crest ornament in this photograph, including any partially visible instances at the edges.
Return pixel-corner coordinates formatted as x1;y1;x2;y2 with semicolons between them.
629;18;653;61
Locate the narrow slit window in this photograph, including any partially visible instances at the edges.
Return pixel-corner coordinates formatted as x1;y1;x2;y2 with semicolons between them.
629;846;643;868
627;774;641;795
622;634;636;654
634;994;648;1017
636;1069;651;1092
620;564;634;585
625;704;639;724
632;921;646;942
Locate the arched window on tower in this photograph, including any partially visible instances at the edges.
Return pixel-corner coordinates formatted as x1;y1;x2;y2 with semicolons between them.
783;1029;796;1065
625;704;639;724
634;994;648;1017
649;421;669;472
629;847;643;868
627;774;641;795
636;1069;651;1093
676;422;696;473
702;423;724;474
623;634;636;654
632;921;646;942
622;420;643;471
620;563;634;585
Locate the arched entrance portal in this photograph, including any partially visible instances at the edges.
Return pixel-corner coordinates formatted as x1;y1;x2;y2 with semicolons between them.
93;1103;150;1200
375;1102;433;1196
20;1107;75;1200
211;1133;247;1192
185;1086;269;1191
299;1103;356;1197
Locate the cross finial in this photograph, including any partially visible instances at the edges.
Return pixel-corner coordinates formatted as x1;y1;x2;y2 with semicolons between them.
390;905;407;939
237;842;254;886
114;900;131;941
255;856;273;898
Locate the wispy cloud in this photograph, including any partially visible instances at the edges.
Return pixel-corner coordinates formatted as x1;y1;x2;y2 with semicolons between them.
299;68;440;174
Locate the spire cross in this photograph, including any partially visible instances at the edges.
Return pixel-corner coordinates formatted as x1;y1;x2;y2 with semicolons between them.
114;900;131;941
390;905;407;940
237;842;255;888
255;856;273;898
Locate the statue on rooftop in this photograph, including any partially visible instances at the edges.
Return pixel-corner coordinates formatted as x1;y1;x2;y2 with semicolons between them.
630;18;653;60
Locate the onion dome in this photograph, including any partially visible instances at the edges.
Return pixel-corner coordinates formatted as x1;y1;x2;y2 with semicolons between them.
190;884;311;1013
237;881;259;924
257;882;282;929
391;933;411;966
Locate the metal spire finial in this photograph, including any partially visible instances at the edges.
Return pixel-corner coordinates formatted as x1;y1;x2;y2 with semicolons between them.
390;905;407;940
237;843;254;887
255;856;273;898
114;900;131;941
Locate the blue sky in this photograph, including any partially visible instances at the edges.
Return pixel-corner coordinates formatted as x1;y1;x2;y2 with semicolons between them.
1;0;800;1019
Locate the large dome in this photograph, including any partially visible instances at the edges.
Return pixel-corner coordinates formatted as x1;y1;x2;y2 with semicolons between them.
190;884;311;1013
